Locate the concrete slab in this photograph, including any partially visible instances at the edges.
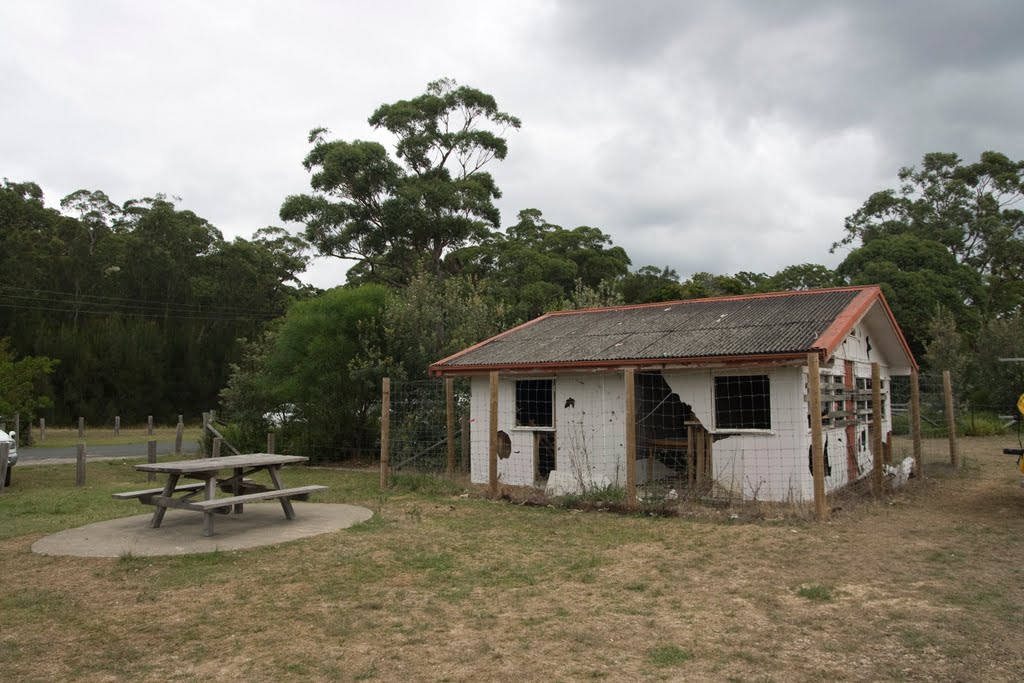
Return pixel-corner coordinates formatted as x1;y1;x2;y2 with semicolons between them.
31;502;373;558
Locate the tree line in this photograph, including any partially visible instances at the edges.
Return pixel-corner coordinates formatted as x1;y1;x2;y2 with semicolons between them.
3;78;1021;455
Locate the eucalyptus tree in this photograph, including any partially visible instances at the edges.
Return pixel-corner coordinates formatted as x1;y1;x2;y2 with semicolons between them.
281;78;521;286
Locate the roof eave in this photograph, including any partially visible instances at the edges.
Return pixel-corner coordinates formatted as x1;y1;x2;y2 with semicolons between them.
429;351;816;377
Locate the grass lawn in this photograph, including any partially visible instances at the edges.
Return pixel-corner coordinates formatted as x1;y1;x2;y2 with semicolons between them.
1;437;1023;681
27;425;204;448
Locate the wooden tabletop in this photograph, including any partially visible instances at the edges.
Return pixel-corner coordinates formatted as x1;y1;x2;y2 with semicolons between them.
134;453;308;474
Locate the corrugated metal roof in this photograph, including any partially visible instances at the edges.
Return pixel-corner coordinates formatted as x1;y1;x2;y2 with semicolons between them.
435;289;864;369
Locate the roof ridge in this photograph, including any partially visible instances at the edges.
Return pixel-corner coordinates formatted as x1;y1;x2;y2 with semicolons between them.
546;285;874;317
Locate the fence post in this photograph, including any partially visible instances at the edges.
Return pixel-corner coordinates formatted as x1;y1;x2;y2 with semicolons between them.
114;415;120;436
446;378;456;478
76;443;86;486
0;442;9;494
871;363;884;495
910;369;923;478
40;417;46;441
147;440;157;482
380;378;391;490
78;416;85;438
460;414;470;472
489;371;499;498
175;418;184;455
943;370;959;468
13;412;19;447
267;432;276;455
147;415;154;436
808;354;828;520
624;368;637;510
202;411;210;433
212;437;222;458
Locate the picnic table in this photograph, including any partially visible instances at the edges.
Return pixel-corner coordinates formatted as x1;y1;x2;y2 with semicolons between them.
113;453;327;537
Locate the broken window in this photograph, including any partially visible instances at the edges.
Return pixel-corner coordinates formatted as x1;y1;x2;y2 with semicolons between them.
714;375;771;430
515;379;553;428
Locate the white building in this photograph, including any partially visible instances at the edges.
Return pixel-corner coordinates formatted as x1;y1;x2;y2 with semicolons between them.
430;286;916;502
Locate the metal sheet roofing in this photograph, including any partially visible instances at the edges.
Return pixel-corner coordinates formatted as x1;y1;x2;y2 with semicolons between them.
434;288;866;370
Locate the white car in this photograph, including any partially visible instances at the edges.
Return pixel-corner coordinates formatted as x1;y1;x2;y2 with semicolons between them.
0;430;17;487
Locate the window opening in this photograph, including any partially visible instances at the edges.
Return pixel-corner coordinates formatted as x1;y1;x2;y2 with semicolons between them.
515;379;553;428
714;375;771;430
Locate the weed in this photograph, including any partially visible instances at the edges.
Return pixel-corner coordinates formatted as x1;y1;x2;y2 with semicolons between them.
796;584;834;602
648;645;694;666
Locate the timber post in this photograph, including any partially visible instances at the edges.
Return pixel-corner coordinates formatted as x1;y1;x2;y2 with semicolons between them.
147;440;157;482
380;378;391;490
910;369;923;478
808;353;828;521
943;370;959;468
76;443;86;487
446;377;456;478
624;368;637;510
489;371;498;498
114;415;120;436
871;362;884;496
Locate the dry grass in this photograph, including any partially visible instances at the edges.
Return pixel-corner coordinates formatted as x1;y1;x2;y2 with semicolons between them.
2;436;1024;682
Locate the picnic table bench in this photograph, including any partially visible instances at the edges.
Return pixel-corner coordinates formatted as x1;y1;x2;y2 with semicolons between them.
114;453;327;537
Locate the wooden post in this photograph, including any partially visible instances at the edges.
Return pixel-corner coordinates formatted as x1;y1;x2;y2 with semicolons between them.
76;443;86;487
910;370;923;478
0;442;9;494
460;414;470;472
40;417;46;441
624;368;637;510
212;437;222;458
209;409;217;424
807;354;828;521
267;432;276;455
489;371;499;498
114;415;120;436
202;411;210;433
147;440;157;482
13;412;19;447
943;370;959;468
78;416;85;438
871;363;884;495
147;415;154;436
174;420;184;455
380;378;391;490
445;377;456;478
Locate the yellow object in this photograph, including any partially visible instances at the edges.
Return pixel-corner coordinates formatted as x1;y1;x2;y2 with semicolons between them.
1018;393;1024;417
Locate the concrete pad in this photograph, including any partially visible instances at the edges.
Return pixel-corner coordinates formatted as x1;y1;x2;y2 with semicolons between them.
31;502;373;558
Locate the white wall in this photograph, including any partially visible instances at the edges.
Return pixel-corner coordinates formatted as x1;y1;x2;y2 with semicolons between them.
663;366;810;502
469;373;627;490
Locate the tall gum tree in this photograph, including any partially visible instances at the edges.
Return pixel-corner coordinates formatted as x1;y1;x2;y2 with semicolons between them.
281;78;521;286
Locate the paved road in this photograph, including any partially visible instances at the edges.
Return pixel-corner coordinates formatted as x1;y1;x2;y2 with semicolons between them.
18;441;199;465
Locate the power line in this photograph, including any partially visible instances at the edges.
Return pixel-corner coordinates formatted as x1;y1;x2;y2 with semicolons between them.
0;299;280;323
0;284;283;317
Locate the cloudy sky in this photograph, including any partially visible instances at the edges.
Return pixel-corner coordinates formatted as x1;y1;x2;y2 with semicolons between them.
2;0;1022;288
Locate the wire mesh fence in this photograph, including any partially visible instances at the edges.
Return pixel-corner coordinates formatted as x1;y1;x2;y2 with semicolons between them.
383;378;471;479
379;360;960;519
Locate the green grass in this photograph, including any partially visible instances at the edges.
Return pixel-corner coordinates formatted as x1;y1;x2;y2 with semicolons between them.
796;583;834;602
648;645;694;666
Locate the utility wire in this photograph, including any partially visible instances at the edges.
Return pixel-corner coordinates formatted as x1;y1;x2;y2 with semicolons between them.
0;284;282;317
